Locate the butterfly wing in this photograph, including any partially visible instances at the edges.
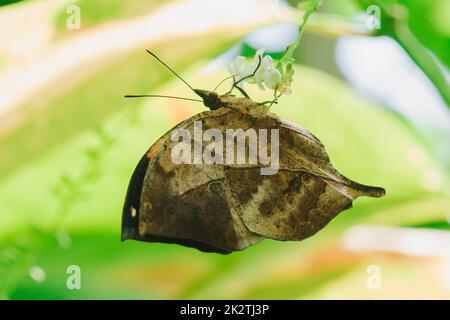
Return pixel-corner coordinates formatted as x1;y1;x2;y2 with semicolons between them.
122;111;209;242
122;152;151;241
123;97;385;250
224;114;385;241
123;108;263;253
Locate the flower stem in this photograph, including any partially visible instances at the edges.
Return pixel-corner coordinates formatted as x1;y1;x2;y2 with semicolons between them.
281;0;322;64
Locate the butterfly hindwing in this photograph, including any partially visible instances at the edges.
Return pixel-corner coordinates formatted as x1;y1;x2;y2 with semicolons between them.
224;167;351;240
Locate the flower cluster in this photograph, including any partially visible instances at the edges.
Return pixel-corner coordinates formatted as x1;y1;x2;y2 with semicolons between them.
228;48;292;95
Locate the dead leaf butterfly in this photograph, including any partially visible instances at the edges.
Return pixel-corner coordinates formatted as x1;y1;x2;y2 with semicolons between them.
122;50;385;254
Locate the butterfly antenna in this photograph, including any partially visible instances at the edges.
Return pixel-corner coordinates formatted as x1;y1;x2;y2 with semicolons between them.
146;50;197;95
125;94;203;102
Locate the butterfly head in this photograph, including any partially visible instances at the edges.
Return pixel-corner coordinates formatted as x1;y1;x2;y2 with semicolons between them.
194;89;225;111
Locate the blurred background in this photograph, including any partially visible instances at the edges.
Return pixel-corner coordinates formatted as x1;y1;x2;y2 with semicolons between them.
0;0;449;299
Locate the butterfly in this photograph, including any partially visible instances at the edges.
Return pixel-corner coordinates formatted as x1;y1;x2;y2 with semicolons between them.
122;50;385;254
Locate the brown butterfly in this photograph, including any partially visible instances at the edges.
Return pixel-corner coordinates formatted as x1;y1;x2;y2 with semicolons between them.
122;50;385;254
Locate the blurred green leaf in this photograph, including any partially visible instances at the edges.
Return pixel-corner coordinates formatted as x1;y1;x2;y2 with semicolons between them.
0;34;238;180
53;0;166;36
355;0;450;107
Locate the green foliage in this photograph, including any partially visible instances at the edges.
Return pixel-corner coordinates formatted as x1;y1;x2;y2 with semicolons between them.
355;0;450;107
0;0;22;7
0;35;236;180
53;0;165;36
400;0;449;70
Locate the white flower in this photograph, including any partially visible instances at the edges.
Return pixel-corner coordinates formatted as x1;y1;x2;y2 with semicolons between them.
227;50;263;88
227;56;247;81
255;55;282;90
228;48;284;92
